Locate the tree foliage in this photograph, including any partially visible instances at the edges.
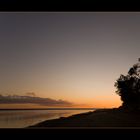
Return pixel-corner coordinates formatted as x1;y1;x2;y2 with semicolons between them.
115;59;140;110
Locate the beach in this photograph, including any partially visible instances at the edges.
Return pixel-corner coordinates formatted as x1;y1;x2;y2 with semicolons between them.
29;108;140;127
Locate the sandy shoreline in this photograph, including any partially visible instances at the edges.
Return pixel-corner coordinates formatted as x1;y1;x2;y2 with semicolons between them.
28;108;140;127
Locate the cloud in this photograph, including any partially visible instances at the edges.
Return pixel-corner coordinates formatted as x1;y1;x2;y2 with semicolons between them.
0;94;73;107
26;92;36;97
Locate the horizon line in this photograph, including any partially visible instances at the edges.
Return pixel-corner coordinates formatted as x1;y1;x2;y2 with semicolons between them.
0;107;103;110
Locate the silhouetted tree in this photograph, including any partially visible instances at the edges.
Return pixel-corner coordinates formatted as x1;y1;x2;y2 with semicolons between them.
115;58;140;111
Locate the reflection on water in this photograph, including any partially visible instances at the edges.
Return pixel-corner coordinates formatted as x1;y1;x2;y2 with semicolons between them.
0;110;93;128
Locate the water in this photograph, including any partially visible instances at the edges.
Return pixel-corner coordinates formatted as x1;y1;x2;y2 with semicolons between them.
0;109;94;128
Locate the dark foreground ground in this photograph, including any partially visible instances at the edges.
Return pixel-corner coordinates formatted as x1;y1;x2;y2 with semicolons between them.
29;108;140;127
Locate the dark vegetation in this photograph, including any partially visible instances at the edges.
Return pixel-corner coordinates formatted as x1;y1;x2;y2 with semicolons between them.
115;58;140;112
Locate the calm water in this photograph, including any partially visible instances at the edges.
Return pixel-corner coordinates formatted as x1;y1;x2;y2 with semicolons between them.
0;109;94;128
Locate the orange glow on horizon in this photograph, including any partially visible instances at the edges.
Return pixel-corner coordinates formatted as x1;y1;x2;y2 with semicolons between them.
0;97;122;109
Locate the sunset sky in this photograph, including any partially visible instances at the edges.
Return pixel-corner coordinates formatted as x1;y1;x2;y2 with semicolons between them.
0;12;140;108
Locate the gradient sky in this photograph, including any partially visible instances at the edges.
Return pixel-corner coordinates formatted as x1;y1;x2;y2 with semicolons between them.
0;12;140;108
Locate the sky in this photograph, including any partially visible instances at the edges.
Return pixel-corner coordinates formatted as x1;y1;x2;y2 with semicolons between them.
0;12;140;108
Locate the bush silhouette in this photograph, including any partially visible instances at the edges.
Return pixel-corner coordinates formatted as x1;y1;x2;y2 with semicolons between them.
115;58;140;111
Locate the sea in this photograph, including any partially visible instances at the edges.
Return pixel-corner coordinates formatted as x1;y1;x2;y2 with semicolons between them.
0;109;95;128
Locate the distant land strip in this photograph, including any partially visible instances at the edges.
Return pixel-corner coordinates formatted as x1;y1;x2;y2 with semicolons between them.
0;108;97;111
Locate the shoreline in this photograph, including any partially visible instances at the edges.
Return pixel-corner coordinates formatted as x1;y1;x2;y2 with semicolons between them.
29;108;140;127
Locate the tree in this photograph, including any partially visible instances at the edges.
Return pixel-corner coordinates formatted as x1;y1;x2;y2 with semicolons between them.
115;58;140;111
